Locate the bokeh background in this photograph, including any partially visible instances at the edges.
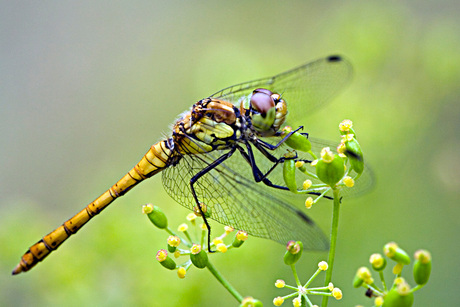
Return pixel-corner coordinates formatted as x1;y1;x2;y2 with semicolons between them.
1;1;459;306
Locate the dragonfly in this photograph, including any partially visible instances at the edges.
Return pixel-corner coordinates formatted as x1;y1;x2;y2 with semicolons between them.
13;55;369;275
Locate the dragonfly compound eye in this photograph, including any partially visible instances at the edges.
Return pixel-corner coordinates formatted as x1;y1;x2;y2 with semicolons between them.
250;88;278;134
250;88;275;116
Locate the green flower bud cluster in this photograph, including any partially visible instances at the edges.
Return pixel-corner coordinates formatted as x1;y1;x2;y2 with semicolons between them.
353;242;432;307
274;240;342;306
144;204;249;276
144;205;256;304
282;119;365;208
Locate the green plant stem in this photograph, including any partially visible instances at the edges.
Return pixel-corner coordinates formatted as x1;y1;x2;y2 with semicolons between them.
379;271;387;291
291;264;301;286
412;284;425;292
321;188;341;307
206;260;243;303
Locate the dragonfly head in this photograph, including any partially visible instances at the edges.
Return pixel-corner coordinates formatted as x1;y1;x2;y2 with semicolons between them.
249;88;286;136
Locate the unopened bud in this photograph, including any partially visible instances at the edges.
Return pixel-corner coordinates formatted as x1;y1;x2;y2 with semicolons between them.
284;241;303;265
413;249;432;285
384;242;411;265
143;204;168;229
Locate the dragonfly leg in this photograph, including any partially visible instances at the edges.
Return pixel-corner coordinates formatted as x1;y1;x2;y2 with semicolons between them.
238;143;333;199
240;142;294;181
189;147;237;252
256;126;304;151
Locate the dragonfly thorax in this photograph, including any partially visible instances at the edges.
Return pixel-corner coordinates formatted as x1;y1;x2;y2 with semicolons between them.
172;98;243;154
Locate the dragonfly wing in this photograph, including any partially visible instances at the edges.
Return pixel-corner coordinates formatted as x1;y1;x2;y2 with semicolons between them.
162;148;329;251
209;55;352;128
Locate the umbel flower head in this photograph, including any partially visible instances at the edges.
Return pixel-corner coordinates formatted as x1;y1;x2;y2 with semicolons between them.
146;206;250;279
353;242;432;306
275;241;342;306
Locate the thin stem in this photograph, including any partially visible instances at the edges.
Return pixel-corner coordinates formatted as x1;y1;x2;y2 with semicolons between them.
200;228;206;247
183;230;193;244
304;268;321;288
303;293;314;307
206;261;243;303
412;284;425;293
321;188;341;307
363;284;385;297
291;264;302;286
379;270;387;291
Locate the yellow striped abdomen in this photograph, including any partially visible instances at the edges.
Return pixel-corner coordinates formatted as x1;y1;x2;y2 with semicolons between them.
12;139;173;275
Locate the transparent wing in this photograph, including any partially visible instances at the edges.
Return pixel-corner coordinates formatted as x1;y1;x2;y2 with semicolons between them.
209;55;352;128
208;55;372;196
162;148;329;251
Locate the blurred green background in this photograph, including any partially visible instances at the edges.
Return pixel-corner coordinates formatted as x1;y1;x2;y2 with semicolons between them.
1;1;459;306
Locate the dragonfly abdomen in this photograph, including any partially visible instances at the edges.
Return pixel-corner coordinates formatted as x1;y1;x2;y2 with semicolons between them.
12;139;173;275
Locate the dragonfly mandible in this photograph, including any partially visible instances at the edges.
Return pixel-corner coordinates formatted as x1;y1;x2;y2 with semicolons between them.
13;55;360;275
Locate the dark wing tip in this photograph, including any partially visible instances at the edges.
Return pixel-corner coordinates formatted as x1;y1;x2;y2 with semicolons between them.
327;55;343;62
295;209;314;224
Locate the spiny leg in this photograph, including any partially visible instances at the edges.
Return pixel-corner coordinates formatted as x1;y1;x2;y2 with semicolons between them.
238;142;332;199
189;147;237;252
255;125;303;151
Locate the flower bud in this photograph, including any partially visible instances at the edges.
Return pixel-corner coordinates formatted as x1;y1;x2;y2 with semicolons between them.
353;274;364;288
354;267;372;287
273;296;284;306
318;261;328;271
232;230;248;248
193;203;212;218
343;176;355;188
375;296;384;306
167;245;176;253
413;250;431;285
275;279;285;288
370;253;387;271
316;151;345;187
143;204;168;229
186;213;197;224
393;263;404;275
305;197;314;209
178;223;188;232
190;244;208;269
224;226;234;234
240;297;263;307
302;179;312;190
284;241;303;265
283;158;298;193
384;242;411;265
339;119;353;132
282;127;312;153
167;236;181;253
383;279;414;307
216;243;228;253
295;160;306;172
156;249;176;270
332;288;342;300
177;267;187;279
